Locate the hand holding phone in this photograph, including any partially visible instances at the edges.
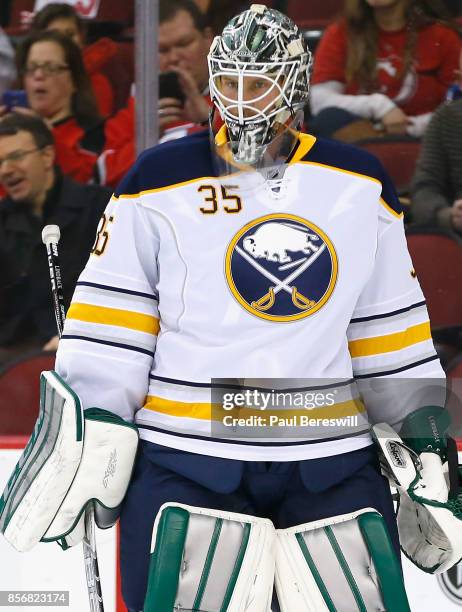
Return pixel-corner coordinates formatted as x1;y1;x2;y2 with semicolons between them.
159;72;186;105
2;90;29;112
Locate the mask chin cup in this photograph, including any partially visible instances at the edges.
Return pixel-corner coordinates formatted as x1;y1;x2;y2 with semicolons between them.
210;109;304;178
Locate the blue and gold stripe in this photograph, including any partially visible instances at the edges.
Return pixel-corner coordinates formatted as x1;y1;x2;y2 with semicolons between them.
348;322;432;358
66;303;159;335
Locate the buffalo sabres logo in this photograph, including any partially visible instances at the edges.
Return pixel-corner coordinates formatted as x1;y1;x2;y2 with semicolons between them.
225;214;338;322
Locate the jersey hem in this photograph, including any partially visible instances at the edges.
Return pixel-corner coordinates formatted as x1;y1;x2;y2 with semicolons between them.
137;427;373;461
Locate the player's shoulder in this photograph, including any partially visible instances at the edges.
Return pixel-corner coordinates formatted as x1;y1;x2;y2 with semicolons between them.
114;129;212;198
299;134;403;217
301;134;384;184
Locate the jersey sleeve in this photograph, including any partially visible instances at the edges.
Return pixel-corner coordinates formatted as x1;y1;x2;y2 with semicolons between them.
435;26;462;88
347;167;445;428
310;81;396;120
55;163;160;423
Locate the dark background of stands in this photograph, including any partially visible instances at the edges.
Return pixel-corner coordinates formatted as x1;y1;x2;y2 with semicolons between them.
2;1;461;35
2;1;461;111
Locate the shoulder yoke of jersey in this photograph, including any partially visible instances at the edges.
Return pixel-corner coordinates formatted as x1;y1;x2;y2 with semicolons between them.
113;129;402;217
301;135;382;183
114;129;212;197
299;135;403;216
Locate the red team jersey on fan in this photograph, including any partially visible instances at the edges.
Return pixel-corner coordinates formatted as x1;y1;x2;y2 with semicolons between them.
53;117;105;184
312;21;461;116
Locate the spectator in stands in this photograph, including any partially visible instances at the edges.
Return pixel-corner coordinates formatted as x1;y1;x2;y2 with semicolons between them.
0;27;16;97
310;0;462;142
0;113;111;362
411;98;462;233
101;0;214;187
157;0;214;138
31;3;115;117
16;30;105;184
193;0;250;43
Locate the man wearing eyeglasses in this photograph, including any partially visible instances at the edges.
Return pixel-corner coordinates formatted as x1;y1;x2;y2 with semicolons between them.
0;112;111;363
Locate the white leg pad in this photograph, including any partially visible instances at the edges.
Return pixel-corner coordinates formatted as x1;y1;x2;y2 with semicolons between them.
275;508;410;612
145;503;276;612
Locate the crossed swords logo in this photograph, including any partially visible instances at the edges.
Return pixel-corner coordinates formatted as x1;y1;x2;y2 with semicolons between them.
235;242;327;312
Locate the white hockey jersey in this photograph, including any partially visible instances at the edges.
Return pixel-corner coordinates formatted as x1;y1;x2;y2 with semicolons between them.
55;128;444;461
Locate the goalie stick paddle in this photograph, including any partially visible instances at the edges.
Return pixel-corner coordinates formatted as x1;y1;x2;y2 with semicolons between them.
42;225;105;612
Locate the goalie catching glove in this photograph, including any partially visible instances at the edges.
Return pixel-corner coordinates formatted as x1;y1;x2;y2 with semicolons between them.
0;370;138;552
373;406;462;574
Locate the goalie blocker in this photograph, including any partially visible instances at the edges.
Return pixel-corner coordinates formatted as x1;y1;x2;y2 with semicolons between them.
0;370;139;551
143;503;410;612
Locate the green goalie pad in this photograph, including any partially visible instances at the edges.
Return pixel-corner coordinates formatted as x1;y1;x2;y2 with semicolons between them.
0;370;138;552
275;508;411;612
144;503;276;612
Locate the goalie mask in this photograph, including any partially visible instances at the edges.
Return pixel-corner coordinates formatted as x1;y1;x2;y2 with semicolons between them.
208;4;312;166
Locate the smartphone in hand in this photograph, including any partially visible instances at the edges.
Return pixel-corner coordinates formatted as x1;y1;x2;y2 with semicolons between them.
159;72;186;106
2;90;29;112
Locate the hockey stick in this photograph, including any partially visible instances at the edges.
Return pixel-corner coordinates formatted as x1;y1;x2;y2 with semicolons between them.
42;225;105;612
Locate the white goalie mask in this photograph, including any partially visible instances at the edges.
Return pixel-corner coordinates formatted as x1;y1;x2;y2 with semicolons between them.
208;4;312;166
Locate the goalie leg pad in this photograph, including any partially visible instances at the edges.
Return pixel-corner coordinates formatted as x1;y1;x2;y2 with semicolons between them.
275;508;411;612
144;503;276;612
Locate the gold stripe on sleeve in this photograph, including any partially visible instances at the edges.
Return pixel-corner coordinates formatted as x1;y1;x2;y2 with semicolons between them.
67;303;159;335
348;321;431;358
